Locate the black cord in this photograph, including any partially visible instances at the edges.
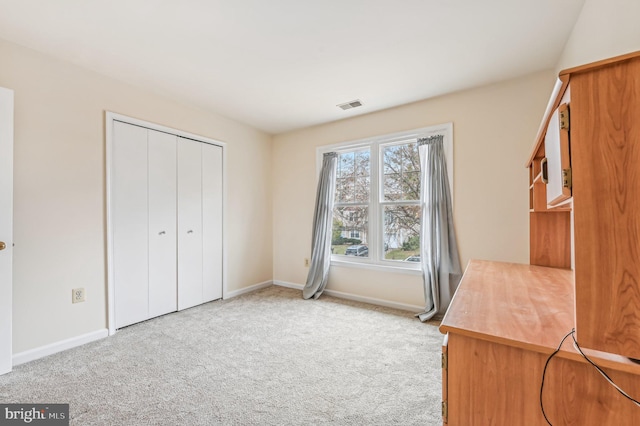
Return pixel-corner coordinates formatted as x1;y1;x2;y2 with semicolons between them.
540;328;640;425
570;333;640;407
540;328;575;426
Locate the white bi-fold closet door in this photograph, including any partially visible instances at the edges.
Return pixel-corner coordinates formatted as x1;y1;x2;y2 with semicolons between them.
110;119;223;330
177;137;224;310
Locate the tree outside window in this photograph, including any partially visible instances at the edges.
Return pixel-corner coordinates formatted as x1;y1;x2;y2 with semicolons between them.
332;148;370;256
331;142;421;262
322;123;452;269
381;142;420;261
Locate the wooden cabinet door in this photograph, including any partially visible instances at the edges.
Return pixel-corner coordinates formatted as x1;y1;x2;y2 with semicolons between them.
177;138;204;310
148;130;178;318
202;143;223;302
572;57;640;359
545;103;571;206
113;121;149;329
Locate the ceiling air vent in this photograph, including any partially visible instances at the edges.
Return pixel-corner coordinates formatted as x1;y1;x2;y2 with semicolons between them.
337;99;363;110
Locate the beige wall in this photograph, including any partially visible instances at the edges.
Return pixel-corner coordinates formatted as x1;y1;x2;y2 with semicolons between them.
557;0;640;70
8;0;637;354
272;70;555;308
0;38;273;353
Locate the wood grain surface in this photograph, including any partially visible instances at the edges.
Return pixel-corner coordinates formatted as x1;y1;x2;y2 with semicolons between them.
572;56;640;359
446;333;640;425
441;260;640;425
440;260;574;351
529;211;571;268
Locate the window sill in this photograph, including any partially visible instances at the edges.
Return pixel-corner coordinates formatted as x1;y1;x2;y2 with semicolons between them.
330;258;422;276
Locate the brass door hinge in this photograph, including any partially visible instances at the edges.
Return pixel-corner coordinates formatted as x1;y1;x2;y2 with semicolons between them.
442;352;448;370
442;401;448;423
562;168;572;189
559;106;570;130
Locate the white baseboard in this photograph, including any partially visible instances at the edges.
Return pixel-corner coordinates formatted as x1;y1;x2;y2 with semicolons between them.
324;288;423;312
13;328;109;366
273;280;303;290
224;280;273;299
273;280;423;312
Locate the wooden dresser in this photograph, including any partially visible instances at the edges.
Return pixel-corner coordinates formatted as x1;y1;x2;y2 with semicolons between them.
440;51;640;425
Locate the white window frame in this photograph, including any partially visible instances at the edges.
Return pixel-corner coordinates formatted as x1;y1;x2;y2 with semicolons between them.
317;123;453;274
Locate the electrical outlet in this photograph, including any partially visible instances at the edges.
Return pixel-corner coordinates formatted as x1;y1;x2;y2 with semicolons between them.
72;288;85;303
304;258;310;267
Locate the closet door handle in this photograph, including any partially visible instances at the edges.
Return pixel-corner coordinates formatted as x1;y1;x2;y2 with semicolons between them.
158;231;166;235
187;230;193;234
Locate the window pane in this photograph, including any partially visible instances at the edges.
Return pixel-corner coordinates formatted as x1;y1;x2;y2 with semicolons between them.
336;176;354;203
354;176;370;203
403;171;420;200
338;152;354;178
402;143;420;172
355;150;370;177
383;145;400;174
383;205;420;261
336;149;370;203
383;173;401;201
382;142;420;201
332;206;369;258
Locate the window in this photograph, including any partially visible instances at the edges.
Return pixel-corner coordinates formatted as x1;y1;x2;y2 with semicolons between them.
381;141;421;262
321;124;453;270
333;148;370;257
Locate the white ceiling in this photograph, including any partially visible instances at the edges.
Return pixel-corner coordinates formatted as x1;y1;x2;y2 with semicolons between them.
0;0;585;134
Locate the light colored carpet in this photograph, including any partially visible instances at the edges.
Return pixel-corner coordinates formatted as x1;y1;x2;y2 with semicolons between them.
0;286;443;425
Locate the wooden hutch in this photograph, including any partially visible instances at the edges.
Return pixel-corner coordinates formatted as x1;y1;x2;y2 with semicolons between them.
440;51;640;425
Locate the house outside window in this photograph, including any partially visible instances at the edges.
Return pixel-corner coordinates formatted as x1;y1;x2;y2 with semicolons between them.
320;123;453;270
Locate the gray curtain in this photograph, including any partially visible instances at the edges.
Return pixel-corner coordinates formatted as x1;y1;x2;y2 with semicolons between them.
303;152;338;300
417;135;461;321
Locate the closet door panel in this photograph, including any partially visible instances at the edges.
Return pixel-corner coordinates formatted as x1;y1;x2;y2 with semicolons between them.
177;138;203;310
113;122;149;328
202;143;223;302
148;130;178;318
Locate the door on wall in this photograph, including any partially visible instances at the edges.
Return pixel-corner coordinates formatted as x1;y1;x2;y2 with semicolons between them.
176;139;204;311
0;87;14;375
112;122;151;329
109;117;224;331
112;123;181;328
177;139;223;310
147;130;178;318
201;142;223;303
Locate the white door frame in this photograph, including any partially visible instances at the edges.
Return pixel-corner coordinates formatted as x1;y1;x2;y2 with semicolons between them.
105;112;227;335
0;87;14;375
